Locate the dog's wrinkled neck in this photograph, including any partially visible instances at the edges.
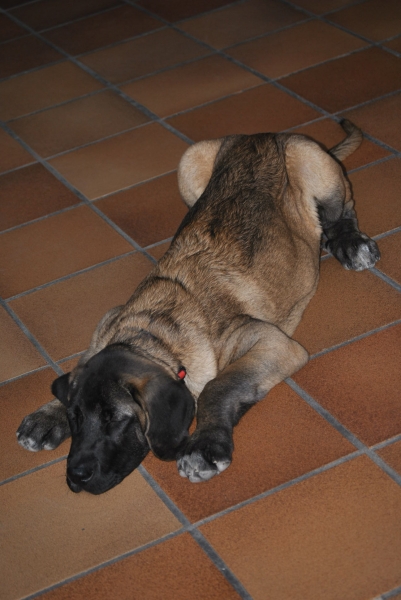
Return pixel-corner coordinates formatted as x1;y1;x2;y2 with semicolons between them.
109;336;186;384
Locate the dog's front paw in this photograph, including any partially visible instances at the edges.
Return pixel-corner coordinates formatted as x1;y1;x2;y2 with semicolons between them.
176;429;232;483
17;400;70;452
327;233;380;271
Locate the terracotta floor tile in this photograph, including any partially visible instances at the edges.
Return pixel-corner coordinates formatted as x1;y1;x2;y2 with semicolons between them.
9;253;153;361
147;241;171;260
328;0;401;42
40;533;241;600
145;382;354;522
122;55;261;118
43;5;162;55
81;28;208;84
95;172;187;247
281;47;401;113
347;158;401;237
0;205;133;298
386;35;401;54
168;83;319;141
377;440;401;475
10;91;149;157
0;61;103;121
291;118;389;170
0;306;45;382
136;0;235;22
290;0;356;13
0;164;78;232
0;13;25;42
0;462;180;600
294;325;401;446
0;368;70;482
0;128;34;174
201;456;401;600
0;35;62;80
376;232;401;285
343;92;401;152
49;124;188;200
293;257;401;354
229;20;366;79
10;0;119;31
179;0;303;50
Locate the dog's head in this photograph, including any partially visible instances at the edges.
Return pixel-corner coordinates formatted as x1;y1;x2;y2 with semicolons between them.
52;345;195;495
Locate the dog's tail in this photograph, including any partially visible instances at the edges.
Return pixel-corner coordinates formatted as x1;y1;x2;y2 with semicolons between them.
329;119;363;161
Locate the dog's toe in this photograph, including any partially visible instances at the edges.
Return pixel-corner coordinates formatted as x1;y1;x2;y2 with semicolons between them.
177;451;219;482
328;233;380;271
16;404;70;452
176;434;232;483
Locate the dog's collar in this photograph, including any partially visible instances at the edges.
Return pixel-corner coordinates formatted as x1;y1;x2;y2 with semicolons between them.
177;366;186;380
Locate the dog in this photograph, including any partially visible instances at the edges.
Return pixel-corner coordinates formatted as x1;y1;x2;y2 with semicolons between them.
17;120;380;494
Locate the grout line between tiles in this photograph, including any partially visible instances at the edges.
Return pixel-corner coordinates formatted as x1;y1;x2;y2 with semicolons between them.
57;349;86;364
0;454;67;488
189;529;254;600
174;0;247;24
286;379;401;487
0;7;195;146
92;168;177;200
5;250;138;302
22;119;161;163
373;226;401;241
36;2;134;34
0;120;159;267
144;236;173;250
0;159;37;177
347;155;395;175
5;88;106;120
190;451;363;529
372;434;401;452
370;267;401;292
138;464;253;599
0;297;63;375
0;31;30;47
382;584;401;599
0;364;50;389
19;528;187;600
0;58;68;86
0;202;83;236
2;1;401;169
309;320;401;361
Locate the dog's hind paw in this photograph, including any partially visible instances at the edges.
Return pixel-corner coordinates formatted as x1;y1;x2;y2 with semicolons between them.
176;430;232;483
326;233;380;271
17;400;70;452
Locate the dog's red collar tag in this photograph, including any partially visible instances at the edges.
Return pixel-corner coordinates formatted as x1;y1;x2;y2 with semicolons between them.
177;366;186;380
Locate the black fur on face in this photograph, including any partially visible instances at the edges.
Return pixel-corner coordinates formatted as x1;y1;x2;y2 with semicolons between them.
52;344;195;495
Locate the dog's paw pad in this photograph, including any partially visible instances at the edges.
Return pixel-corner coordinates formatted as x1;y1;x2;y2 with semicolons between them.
329;233;380;271
177;436;232;483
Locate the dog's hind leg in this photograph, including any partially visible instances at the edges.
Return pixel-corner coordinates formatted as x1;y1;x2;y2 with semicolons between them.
318;178;380;271
177;317;308;482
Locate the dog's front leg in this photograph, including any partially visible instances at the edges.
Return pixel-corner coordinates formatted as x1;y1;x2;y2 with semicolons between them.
177;319;308;482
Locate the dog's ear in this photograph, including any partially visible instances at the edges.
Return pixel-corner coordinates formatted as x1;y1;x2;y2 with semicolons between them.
178;139;223;208
51;373;71;407
136;376;195;460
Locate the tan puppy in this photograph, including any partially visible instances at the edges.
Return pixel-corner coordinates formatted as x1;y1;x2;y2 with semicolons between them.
17;120;380;493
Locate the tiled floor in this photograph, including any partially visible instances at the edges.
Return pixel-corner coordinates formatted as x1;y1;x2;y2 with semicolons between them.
0;0;400;598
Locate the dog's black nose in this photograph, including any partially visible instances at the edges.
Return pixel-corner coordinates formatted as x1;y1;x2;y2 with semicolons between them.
67;465;94;485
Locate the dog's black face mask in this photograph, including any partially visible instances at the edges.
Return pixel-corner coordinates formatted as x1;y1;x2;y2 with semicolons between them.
52;345;195;495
